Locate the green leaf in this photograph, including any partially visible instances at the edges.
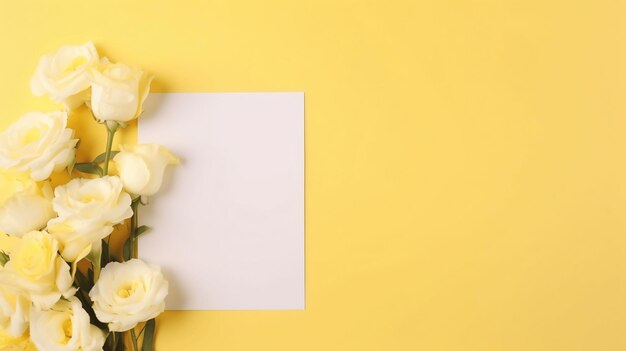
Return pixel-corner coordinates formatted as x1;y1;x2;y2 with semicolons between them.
141;319;156;351
105;331;124;351
87;268;94;283
123;238;131;261
115;332;125;351
93;150;120;164
0;251;9;266
73;269;108;329
101;239;110;267
74;162;103;176
74;270;93;291
135;225;151;237
74;282;106;329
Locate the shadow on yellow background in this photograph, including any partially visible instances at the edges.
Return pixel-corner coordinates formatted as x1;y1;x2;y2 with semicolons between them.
1;1;625;350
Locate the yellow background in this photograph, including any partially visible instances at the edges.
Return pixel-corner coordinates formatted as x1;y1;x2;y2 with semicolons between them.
1;1;626;350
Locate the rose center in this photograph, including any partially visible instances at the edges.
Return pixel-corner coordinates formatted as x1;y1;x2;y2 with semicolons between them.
65;56;87;73
61;317;72;344
21;127;42;145
14;243;49;279
80;194;101;203
117;283;136;298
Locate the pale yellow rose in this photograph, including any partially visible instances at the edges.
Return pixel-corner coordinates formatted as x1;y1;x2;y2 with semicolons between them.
90;58;153;123
0;169;54;237
52;176;133;228
30;42;99;109
114;144;179;196
47;216;113;263
0;286;30;340
0;325;29;351
0;231;75;309
30;296;105;351
90;259;168;332
0;111;78;181
0;236;31;348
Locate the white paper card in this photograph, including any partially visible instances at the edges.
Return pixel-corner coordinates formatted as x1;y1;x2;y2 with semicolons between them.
139;93;304;310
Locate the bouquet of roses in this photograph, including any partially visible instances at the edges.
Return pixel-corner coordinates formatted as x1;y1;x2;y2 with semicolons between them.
0;42;177;351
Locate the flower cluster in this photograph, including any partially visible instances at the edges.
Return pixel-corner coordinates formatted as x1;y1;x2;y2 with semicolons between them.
0;42;178;351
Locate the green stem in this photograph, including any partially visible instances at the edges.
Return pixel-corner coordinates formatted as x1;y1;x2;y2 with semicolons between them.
93;254;101;281
102;122;118;176
98;122;118;286
130;328;139;351
88;242;102;281
130;199;139;259
108;331;117;350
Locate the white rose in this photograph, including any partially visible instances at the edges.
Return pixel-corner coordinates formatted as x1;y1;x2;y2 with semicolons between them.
30;296;105;351
47;216;113;263
114;144;179;196
90;259;168;332
0;111;78;181
52;176;133;227
0;169;54;236
0;286;29;339
0;231;75;309
90;58;153;122
30;42;99;109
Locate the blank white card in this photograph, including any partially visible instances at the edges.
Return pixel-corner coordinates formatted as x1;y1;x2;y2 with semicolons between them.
139;93;304;310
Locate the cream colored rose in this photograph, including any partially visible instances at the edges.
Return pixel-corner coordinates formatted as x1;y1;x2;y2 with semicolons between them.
0;169;54;237
90;259;168;332
52;176;133;227
30;42;99;109
114;144;179;196
0;235;33;345
30;296;105;351
0;248;30;350
90;58;153;123
0;286;29;339
0;231;75;309
0;111;78;181
0;237;32;342
47;216;113;263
